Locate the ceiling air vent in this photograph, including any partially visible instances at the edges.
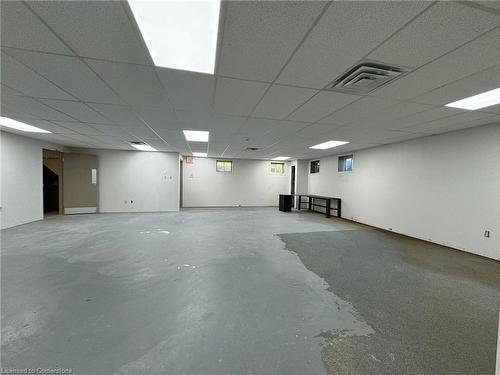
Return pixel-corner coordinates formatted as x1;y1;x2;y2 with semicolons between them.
327;61;411;94
245;147;261;151
129;141;146;145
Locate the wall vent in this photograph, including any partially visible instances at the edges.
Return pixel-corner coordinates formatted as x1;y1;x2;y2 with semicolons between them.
327;61;411;94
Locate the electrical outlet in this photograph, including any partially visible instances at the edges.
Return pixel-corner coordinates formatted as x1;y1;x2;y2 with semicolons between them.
484;230;490;238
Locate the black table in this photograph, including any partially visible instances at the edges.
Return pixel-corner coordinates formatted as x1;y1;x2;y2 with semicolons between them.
291;194;341;218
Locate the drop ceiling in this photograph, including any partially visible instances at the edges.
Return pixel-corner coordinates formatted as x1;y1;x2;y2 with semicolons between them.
1;1;500;159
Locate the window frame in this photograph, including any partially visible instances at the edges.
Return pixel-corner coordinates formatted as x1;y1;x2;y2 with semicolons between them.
310;160;320;174
270;162;285;174
216;160;233;173
338;154;353;172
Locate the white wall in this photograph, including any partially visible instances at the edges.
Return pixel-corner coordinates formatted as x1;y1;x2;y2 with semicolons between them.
496;307;500;375
0;131;63;229
290;159;309;208
88;149;180;213
183;157;290;207
307;123;500;260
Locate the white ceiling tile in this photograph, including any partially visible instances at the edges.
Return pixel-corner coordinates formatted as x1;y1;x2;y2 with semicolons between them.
0;1;73;54
241;119;306;140
265;120;307;139
319;96;399;126
157;68;215;111
1;84;24;97
327;124;411;144
287;91;360;123
240;118;277;137
368;2;500;67
85;124;132;137
39;99;110;123
87;103;142;125
396;107;465;130
51;121;105;135
214;77;269;116
475;1;500;11
29;1;150;64
252;85;316;119
478;103;500;115
1;95;74;121
1;52;72;100
86;135;135;146
5;49;124;104
176;111;246;134
218;1;327;81
88;60;170;107
188;141;209;153
363;101;435;129
294;123;342;141
422;115;500;135
414;64;500;106
373;27;500;100
134;106;178;131
126;125;160;140
277;1;430;88
404;111;497;133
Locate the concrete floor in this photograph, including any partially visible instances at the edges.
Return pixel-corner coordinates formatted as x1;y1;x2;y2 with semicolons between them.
1;208;499;374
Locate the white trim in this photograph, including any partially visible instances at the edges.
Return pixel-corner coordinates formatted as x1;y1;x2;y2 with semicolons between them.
64;207;97;215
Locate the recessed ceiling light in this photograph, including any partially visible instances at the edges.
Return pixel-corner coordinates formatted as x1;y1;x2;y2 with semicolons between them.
445;87;500;110
0;116;51;133
129;142;157;152
183;130;209;142
193;152;207;157
272;156;290;161
309;140;349;149
128;0;221;74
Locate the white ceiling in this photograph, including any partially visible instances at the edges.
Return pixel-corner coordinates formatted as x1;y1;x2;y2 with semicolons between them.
1;1;500;159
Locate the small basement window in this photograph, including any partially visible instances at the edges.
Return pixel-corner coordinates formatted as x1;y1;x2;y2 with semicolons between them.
310;160;320;174
338;154;353;172
216;160;233;173
270;162;284;174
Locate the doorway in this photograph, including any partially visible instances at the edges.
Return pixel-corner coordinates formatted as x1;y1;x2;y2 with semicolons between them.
43;149;63;216
179;159;184;209
290;165;296;208
63;153;98;214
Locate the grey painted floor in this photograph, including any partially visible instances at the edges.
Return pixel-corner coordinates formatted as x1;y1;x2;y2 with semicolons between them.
1;208;499;374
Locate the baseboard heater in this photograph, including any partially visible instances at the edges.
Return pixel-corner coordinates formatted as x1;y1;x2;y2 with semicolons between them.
64;207;97;215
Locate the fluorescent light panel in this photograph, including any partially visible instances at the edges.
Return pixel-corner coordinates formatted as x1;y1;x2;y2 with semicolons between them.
183;130;209;142
309;140;349;150
193;152;207;157
128;0;221;74
0;116;51;133
445;87;500;110
130;143;157;152
272;156;290;161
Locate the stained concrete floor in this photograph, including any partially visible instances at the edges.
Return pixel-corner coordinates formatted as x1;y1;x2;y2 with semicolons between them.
1;208;499;374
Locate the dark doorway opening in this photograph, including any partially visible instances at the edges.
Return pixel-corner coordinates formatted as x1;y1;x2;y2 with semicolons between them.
291;165;296;208
43;149;63;216
43;165;59;213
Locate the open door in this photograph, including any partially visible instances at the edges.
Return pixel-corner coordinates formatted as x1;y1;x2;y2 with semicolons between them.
63;153;98;214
